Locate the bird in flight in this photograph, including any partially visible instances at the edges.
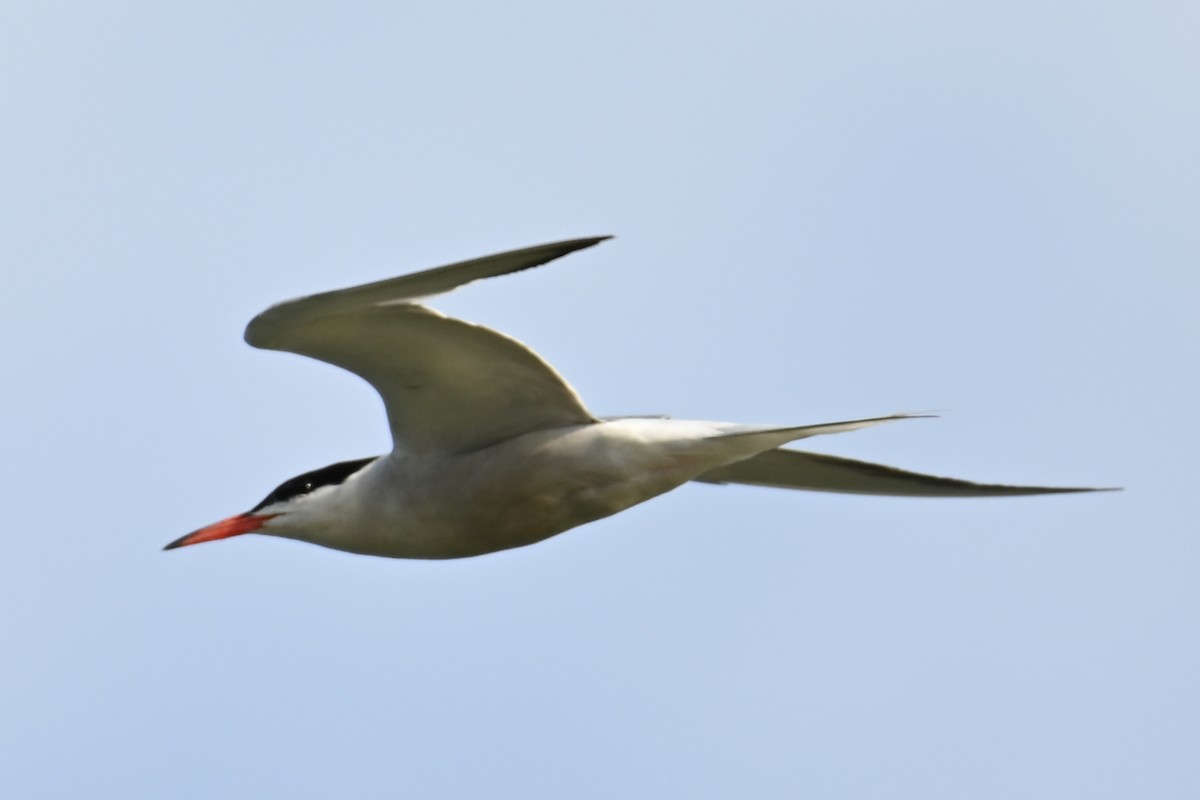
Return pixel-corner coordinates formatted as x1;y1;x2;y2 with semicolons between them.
166;237;1106;559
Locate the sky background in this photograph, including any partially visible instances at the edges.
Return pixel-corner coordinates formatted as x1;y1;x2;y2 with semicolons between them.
2;1;1197;797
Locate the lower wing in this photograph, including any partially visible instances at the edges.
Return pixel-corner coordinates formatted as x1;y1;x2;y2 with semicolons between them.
693;448;1113;497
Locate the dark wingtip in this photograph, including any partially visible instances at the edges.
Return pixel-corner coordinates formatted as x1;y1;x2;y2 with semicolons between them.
1009;485;1122;495
548;235;613;256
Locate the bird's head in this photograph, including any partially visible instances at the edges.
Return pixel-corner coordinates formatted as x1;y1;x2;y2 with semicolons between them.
164;457;377;551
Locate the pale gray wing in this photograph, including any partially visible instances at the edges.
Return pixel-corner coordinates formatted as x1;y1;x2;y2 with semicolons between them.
248;236;611;341
245;238;607;454
693;449;1113;496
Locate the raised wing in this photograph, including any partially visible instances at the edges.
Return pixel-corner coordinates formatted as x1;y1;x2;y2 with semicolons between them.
245;238;608;454
694;448;1112;496
248;237;611;337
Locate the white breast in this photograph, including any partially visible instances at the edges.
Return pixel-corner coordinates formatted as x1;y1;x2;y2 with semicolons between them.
286;419;739;559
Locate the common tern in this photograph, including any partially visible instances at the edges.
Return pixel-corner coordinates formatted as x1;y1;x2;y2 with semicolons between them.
167;237;1105;558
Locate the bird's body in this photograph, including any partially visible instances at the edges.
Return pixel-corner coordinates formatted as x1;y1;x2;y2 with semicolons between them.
260;418;900;558
331;420;707;559
167;237;1107;559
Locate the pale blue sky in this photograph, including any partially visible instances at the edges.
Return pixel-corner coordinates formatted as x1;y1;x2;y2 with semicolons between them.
2;2;1197;797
